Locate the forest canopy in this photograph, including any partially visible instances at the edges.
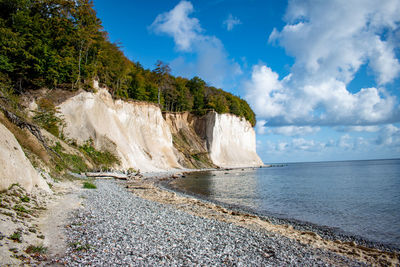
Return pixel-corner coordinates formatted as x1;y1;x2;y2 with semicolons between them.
0;0;256;126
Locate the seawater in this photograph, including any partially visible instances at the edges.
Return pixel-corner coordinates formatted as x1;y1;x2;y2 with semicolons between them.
173;159;400;248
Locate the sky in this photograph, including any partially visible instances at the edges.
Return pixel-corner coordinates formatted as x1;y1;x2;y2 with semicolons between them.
93;0;400;163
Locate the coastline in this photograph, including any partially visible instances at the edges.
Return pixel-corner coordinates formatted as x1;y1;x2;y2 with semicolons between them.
16;169;396;266
54;178;364;266
163;169;399;252
126;170;399;266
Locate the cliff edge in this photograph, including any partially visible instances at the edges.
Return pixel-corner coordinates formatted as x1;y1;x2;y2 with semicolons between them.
58;87;262;172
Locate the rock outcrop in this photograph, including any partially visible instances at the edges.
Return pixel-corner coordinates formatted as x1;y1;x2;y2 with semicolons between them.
0;122;51;192
163;112;216;169
58;87;262;172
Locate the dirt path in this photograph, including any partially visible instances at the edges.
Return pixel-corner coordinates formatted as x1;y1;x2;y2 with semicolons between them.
37;181;83;260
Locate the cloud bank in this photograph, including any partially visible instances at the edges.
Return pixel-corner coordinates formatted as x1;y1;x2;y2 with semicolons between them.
150;1;241;88
262;124;400;155
246;0;400;130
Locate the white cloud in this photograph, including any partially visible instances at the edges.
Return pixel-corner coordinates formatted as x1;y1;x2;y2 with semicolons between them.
223;14;241;31
269;138;326;152
338;134;353;150
150;1;200;52
255;120;267;134
291;138;325;152
335;126;380;132
376;124;400;146
151;1;241;88
268;126;320;136
246;65;398;127
247;0;400;130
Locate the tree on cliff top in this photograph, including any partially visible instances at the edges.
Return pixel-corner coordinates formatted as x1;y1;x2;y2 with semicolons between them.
0;0;256;126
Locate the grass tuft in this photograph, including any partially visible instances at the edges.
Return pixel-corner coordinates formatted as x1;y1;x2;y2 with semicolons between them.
69;241;92;251
25;244;47;254
83;181;97;189
9;231;22;243
13;205;28;213
20;195;30;202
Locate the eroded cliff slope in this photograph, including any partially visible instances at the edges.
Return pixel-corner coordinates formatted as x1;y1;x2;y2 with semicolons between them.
58;88;181;172
0;122;50;192
58;88;262;172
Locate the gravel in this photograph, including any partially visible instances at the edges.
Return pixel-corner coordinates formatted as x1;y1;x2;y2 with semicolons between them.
55;179;365;266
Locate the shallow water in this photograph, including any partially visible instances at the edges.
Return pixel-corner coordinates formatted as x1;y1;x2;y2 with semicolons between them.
174;159;400;248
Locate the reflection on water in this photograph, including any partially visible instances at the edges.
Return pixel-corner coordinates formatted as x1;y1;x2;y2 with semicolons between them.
173;159;400;248
174;169;260;209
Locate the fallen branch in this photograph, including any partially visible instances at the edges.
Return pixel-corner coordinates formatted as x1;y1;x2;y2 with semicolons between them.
85;172;128;180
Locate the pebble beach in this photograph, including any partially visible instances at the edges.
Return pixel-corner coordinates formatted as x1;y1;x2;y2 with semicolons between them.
54;179;368;266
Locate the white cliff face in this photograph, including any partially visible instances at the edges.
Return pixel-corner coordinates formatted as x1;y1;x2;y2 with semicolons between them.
0;123;51;192
58;88;181;172
205;112;263;168
59;85;262;171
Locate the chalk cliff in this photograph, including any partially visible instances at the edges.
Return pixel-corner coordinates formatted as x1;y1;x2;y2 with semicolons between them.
58;88;181;172
202;112;263;168
0;122;51;192
164;112;263;169
58;87;262;172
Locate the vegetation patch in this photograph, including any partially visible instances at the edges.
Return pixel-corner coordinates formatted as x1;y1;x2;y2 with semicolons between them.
33;98;64;137
9;231;22;243
25;244;47;254
8;183;21;190
70;241;92;251
52;142;88;173
13;205;29;213
79;140;120;169
83;181;97;189
20;195;30;202
0;0;256;126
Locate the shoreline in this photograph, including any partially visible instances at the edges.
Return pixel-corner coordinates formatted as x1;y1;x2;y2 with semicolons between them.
162;169;399;252
55;178;365;266
125;170;399;266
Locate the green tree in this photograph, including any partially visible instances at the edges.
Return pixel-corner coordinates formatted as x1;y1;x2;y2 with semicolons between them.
186;76;205;111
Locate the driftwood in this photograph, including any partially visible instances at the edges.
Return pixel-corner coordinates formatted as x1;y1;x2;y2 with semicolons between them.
0;103;60;157
86;172;129;180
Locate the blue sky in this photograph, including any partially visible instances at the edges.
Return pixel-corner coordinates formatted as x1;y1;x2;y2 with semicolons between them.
93;0;400;163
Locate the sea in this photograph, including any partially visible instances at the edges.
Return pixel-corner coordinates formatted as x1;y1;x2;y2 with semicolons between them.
172;159;400;248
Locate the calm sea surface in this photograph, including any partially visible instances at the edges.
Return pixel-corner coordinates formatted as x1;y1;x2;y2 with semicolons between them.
173;159;400;247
